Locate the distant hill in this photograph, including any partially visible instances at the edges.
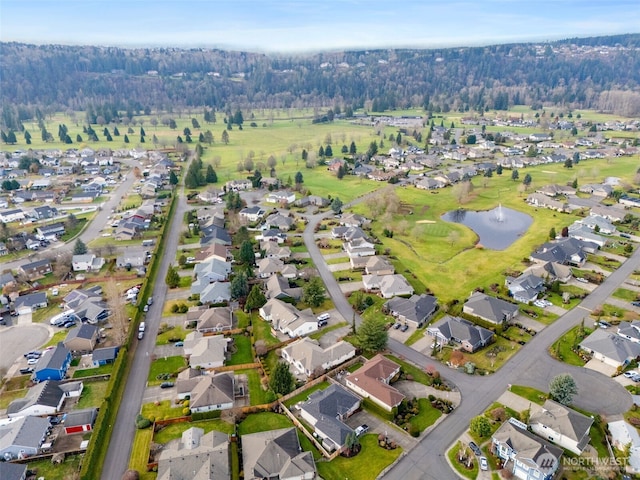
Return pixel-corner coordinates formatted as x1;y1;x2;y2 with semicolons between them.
1;33;640;128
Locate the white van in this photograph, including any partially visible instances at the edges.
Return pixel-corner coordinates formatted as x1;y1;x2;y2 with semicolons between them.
138;322;146;332
317;313;330;322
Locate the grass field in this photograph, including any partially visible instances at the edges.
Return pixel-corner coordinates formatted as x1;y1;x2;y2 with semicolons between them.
147;355;187;385
237;411;292;435
129;427;153;474
508;385;547;406
141;400;185;421
549;325;593;366
153;418;234;444
316;434;402;480
228;334;253;365
72;363;114;378
237;368;276;405
76;380;110;409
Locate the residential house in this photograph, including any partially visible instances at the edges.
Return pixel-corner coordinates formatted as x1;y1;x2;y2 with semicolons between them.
265;274;302;300
0;416;50;460
200;224;232;246
242;428;316;480
427;315;494;353
255;229;287;244
281;337;356;378
567;224;607;248
505;273;546;303
36;222;65;240
608;420;640;474
535;184;576;197
192;258;232;288
295;195;330;208
184;332;229;369
463;292;519;325
578;214;616;234
526;193;567;212
256;257;285;278
34;343;72;382
415;177;441;190
72;254;105;272
345;354;405;411
183;372;235;413
239;205;266;223
384;294;438;328
590;205;626;223
340;213;369;228
0;463;27;480
194;243;230;263
14;292;48;315
618;321;640;343
579;328;640;368
362;274;415;299
492;419;563;480
0;208;25;223
63;408;98;435
363;256;395;275
0;242;8;256
116;247;148;268
259;298;318;338
263;212;295;231
579;183;612;197
265;190;296;205
344;237;376;258
526;261;572;283
63;324;99;352
190;306;234;333
199;282;231;304
299;384;361;452
63;286;102;310
261;241;291;260
91;346;120;367
18;258;52;280
225;179;252;191
529;399;593;455
157;427;229;480
6;380;67;418
33;205;57;220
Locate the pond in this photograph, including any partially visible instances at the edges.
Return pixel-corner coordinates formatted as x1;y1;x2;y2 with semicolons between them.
441;205;533;250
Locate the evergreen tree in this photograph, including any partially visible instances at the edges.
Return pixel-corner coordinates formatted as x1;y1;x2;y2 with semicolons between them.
496;164;503;175
523;173;532;186
76;134;83;142
270;362;295;395
221;130;229;144
206;165;217;183
245;284;267;312
230;271;249;299
165;265;180;288
511;169;519;181
349;141;357;155
239;240;255;266
124;134;129;143
324;145;333;157
294;171;303;185
318;145;325;158
357;317;388;353
73;239;87;255
169;171;178;185
113;126;120;136
302;277;326;307
549;374;578;405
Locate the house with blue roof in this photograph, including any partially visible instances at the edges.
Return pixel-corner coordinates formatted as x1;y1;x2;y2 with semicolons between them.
34;343;72;382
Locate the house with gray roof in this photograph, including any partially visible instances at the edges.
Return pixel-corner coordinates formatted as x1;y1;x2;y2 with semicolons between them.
158;427;229;480
34;343;72;382
200;224;232;246
116;246;147;268
256;257;285;279
184;332;229;369
192;258;232;288
265;274;302;300
299;384;360;453
74;297;110;324
199;282;231;304
580;328;640;368
526;261;572;284
567;224;607;248
191;306;233;333
0;416;50;460
530;237;592;266
618;321;640;343
7;380;67;418
463;292;519;325
362;274;415;299
262;212;295;231
493;419;563;480
259;298;318;338
579;214;616;234
63;324;99;352
63;408;98;435
242;427;316;480
17;258;52;279
13;291;48;314
92;346;120;367
0;462;27;480
282;337;356;378
427;315;494;353
529;399;593;455
187;372;235;413
384;294;438;328
505;273;546;303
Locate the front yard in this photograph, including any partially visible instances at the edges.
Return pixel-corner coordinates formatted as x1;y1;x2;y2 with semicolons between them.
147;355;188;386
549;325;593;366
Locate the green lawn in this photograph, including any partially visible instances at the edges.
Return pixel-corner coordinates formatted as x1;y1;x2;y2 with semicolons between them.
0;388;27;409
508;385;548;406
237;412;293;435
236;311;251;328
76;380;110;409
73;363;114;378
316;434;402;480
405;327;426;346
141;400;185;421
228;334;254;365
156;325;188;345
252;318;280;346
129;427;153;473
447;443;479;480
408;398;442;433
613;288;640;302
237;368;276;405
385;355;434;386
147;356;187;385
154;419;234;444
283;381;330;408
549;325;593;366
586;253;622;271
27;454;83;480
41;330;67;348
439;335;523;373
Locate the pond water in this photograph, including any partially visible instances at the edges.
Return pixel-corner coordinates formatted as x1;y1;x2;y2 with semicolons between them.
441;205;533;250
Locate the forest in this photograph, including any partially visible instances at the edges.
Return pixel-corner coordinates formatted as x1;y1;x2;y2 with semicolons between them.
2;33;640;130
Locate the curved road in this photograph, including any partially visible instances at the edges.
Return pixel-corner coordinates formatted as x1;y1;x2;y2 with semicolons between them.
303;207;638;479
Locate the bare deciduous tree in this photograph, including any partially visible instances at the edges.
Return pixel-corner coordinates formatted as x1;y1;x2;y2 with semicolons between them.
105;278;128;345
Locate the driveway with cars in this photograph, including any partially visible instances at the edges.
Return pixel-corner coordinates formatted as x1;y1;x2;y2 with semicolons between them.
0;323;52;375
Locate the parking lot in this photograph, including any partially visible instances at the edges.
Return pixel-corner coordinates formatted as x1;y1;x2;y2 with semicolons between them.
0;323;52;375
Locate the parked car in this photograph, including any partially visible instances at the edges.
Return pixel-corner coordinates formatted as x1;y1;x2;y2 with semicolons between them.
143;304;149;312
354;424;369;436
576;277;589;283
138;331;144;340
623;371;638;379
317;313;330;322
469;442;482;456
480;457;488;471
631;301;640;307
393;322;402;329
24;351;41;358
598;321;611;329
19;367;34;375
147;297;153;305
160;382;175;389
317;319;328;327
620;233;631;239
27;358;39;365
174;341;184;347
400;324;409;332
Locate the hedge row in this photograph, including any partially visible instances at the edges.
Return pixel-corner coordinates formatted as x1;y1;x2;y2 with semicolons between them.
79;188;178;480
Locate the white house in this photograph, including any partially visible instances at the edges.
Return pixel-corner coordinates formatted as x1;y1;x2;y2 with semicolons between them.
184;332;229;369
529;399;593;455
259;298;318;338
281;337;356;378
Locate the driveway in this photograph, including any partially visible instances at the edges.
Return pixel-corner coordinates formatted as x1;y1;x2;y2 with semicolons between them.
0;323;52;376
584;358;618;377
317;325;352;348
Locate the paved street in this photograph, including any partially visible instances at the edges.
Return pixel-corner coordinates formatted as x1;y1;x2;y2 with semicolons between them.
101;160;191;480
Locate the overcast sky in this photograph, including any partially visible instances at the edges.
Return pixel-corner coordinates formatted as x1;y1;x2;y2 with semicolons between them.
2;0;639;52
